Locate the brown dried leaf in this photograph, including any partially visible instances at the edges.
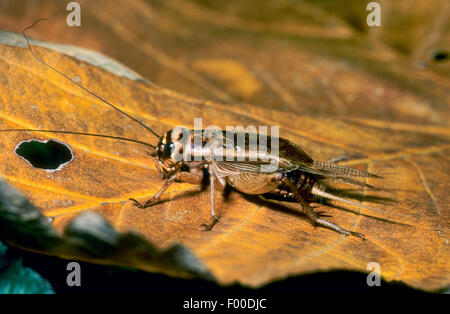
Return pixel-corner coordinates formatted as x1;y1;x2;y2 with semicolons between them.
0;37;448;292
1;0;448;125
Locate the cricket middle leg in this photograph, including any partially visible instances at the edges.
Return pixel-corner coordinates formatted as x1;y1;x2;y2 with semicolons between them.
201;173;222;231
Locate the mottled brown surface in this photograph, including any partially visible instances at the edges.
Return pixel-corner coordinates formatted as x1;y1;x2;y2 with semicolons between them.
0;0;448;291
0;0;449;124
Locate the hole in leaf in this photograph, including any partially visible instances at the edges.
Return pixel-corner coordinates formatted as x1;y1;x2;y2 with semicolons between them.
430;50;448;62
15;139;73;171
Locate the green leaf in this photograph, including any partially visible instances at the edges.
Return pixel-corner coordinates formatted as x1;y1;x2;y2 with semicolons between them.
0;241;7;270
0;258;54;294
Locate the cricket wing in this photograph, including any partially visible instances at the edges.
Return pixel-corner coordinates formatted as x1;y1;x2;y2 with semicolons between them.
277;139;381;179
213;132;380;179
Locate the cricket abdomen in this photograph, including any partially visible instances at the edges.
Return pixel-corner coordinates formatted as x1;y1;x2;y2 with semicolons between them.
268;170;316;200
225;172;281;195
224;169;316;198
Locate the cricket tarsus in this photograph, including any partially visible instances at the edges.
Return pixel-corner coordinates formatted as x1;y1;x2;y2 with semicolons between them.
23;18;160;138
129;198;153;208
201;215;221;231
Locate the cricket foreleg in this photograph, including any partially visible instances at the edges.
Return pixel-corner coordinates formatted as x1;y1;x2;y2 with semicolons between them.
129;176;175;208
281;177;365;239
130;167;204;208
201;173;221;231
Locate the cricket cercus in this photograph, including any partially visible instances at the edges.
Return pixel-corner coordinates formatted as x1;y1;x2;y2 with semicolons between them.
2;20;383;239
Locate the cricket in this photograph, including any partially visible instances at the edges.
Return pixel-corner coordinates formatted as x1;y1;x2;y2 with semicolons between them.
1;20;384;240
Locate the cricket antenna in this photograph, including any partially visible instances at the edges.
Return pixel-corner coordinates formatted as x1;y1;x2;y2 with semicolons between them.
22;18;161;139
0;129;156;151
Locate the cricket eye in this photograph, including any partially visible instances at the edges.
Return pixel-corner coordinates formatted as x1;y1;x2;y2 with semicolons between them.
163;142;174;158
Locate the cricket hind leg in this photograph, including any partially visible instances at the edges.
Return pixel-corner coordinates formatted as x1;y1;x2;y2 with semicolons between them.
281;177;365;239
130;167;204;208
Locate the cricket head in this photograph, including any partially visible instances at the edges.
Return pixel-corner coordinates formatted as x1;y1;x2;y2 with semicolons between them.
155;127;190;178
